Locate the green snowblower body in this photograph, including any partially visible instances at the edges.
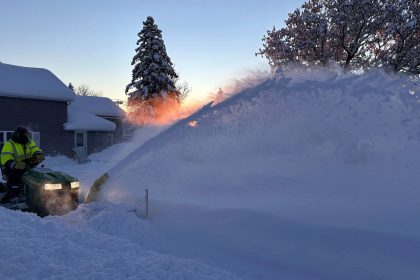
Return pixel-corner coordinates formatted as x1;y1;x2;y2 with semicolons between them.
22;167;79;216
0;167;80;216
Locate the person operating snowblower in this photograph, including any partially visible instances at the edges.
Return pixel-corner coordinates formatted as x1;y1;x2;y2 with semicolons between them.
0;126;44;203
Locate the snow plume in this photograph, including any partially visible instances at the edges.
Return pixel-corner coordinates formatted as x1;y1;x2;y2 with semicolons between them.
208;69;272;104
101;67;420;206
126;97;202;126
211;66;420;163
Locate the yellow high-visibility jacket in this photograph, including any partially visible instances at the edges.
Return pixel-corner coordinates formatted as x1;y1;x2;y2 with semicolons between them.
1;139;42;169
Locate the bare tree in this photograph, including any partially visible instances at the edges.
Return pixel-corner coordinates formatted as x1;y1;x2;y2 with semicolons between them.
257;0;419;77
172;75;191;102
257;0;338;69
375;0;420;75
75;84;103;97
286;0;331;66
257;26;297;70
326;0;383;69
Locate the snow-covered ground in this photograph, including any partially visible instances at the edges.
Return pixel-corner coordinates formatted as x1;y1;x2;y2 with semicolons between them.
1;68;420;280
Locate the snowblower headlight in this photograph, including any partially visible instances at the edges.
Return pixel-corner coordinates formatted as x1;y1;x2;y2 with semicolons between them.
70;181;80;189
43;183;62;190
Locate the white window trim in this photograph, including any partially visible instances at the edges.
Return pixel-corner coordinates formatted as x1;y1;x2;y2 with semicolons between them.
74;131;88;150
0;131;40;145
0;131;14;146
108;133;114;146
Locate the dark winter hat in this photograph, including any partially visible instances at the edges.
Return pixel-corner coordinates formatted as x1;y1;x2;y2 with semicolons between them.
12;126;30;144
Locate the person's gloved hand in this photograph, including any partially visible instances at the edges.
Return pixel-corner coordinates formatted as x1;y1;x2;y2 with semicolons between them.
14;161;27;170
34;154;45;163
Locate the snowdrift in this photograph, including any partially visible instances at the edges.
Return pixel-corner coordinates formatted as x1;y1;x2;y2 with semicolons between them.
0;206;239;280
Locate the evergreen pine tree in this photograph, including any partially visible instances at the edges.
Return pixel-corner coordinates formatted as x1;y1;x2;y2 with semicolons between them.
126;16;179;106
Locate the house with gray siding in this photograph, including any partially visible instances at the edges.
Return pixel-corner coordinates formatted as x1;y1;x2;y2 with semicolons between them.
64;95;125;161
0;63;75;156
0;63;126;161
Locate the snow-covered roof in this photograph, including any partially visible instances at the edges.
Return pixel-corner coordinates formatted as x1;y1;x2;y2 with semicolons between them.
63;106;116;132
0;63;75;101
70;95;126;118
63;95;125;131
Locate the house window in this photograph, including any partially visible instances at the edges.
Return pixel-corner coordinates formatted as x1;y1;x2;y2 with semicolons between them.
30;132;41;147
0;133;4;151
0;131;13;151
6;132;13;140
0;131;41;151
108;134;114;146
75;133;85;147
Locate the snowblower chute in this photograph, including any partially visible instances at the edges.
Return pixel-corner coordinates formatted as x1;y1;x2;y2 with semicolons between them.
1;167;79;216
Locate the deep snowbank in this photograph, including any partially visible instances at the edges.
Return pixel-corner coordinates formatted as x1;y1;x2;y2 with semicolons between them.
0;205;239;280
59;200;420;280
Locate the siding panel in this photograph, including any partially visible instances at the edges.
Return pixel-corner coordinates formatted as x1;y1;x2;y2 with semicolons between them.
0;96;74;156
87;131;112;155
103;117;124;143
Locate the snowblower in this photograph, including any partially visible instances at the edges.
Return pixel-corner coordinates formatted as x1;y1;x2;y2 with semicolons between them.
0;164;79;216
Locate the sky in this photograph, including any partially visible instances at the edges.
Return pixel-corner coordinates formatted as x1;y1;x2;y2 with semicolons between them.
0;0;304;104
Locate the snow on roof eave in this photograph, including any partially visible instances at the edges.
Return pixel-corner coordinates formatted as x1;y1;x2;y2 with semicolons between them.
71;95;126;118
64;107;117;132
98;114;126;119
0;90;75;102
63;122;116;132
